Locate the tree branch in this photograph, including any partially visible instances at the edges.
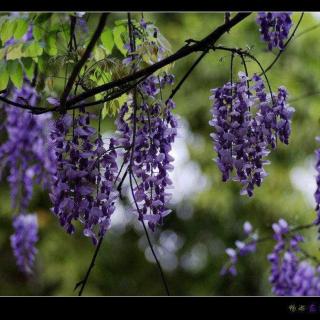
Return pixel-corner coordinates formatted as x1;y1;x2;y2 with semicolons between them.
166;49;208;103
63;13;251;109
59;13;109;113
74;236;104;296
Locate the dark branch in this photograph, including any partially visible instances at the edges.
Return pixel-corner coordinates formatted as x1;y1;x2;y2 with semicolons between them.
75;236;104;296
59;13;109;113
0;94;45;113
166;49;208;103
64;13;251;108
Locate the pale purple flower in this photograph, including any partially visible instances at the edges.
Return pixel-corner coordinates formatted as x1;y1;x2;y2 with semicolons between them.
10;213;38;275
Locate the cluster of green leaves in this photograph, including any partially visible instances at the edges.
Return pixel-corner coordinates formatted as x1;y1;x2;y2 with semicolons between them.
0;13;59;90
87;18;173;119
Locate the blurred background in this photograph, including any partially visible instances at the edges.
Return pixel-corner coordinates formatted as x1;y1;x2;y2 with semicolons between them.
1;12;320;295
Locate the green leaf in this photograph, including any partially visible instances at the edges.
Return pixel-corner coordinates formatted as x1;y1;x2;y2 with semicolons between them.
32;24;44;41
117;93;128;107
0;48;6;60
102;94;126;119
114;19;128;26
22;41;43;58
94;46;106;61
34;13;52;25
101;28;114;55
6;43;23;60
0;61;9;91
113;25;127;56
94;93;103;101
44;33;57;56
1;19;17;43
37;55;46;73
7;60;23;88
22;57;34;79
13;19;28;39
0;15;8;34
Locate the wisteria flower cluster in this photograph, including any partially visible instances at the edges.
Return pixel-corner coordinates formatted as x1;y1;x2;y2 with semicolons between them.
10;213;38;275
221;218;320;296
50;111;118;245
48;17;178;247
113;80;177;231
0;82;55;211
0;82;55;274
256;12;293;50
100;19;178;231
221;221;258;276
209;72;294;196
268;219;320;296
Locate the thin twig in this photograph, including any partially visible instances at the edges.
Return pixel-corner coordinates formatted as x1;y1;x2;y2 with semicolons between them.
75;236;104;296
262;12;304;76
166;49;208;103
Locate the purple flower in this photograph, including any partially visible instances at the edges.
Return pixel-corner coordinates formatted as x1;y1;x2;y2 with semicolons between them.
114;91;177;231
221;221;258;276
47;97;60;106
10;213;38;275
243;221;253;235
140;18;147;29
209;72;294;196
50;111;119;244
256;12;293;50
0;82;56;211
268;219;320;296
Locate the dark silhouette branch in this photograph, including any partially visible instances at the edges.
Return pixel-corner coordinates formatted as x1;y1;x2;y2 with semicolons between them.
63;13;251;109
1;13;251;114
59;13;109;113
0;94;45;113
74;236;104;296
166;49;209;103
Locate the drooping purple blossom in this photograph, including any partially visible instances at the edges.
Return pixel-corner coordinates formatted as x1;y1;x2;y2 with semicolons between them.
221;218;320;296
209;72;294;196
0;82;56;211
50;111;119;244
256;12;293;50
10;213;38;275
268;219;320;296
114;89;178;231
108;19;178;231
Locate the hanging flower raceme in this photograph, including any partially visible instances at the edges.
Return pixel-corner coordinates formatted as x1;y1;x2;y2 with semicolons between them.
0;82;56;211
256;12;293;51
10;213;38;275
114;87;178;231
50;111;119;245
268;219;320;296
0;82;55;274
209;72;294;196
110;18;178;231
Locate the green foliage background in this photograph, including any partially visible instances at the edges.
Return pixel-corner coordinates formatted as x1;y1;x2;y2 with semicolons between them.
0;12;319;295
